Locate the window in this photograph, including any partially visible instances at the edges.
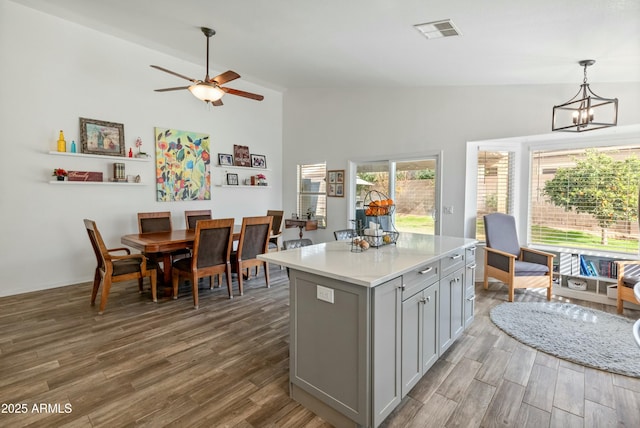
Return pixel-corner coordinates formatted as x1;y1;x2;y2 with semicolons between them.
476;151;514;241
530;145;640;254
297;162;327;228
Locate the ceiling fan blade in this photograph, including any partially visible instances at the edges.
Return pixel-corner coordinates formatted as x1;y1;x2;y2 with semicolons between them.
150;65;198;83
211;99;224;107
210;70;240;85
221;87;264;101
154;86;190;92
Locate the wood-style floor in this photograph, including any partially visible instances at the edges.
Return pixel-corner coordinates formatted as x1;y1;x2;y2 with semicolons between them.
1;267;639;427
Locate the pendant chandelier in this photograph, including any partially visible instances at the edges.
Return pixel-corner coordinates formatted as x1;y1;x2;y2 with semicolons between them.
552;60;618;132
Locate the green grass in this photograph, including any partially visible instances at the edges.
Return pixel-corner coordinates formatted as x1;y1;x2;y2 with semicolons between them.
397;214;638;252
477;220;637;252
395;214;434;234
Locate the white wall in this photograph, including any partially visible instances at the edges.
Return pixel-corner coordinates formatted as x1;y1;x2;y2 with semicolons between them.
0;1;283;296
283;85;640;243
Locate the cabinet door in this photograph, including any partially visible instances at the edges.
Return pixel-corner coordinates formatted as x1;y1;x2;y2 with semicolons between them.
439;269;464;355
451;270;464;340
401;291;423;396
372;277;402;427
421;283;439;373
438;274;452;355
464;262;476;327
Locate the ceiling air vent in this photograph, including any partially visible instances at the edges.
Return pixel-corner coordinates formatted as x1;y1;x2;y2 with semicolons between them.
414;19;461;39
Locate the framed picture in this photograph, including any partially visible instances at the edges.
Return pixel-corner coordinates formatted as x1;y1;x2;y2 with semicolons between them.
233;144;251;167
80;117;125;156
327;170;345;197
226;173;239;186
251;154;267;168
218;153;233;166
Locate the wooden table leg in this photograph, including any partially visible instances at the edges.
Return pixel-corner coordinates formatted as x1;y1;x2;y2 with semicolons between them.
162;253;172;285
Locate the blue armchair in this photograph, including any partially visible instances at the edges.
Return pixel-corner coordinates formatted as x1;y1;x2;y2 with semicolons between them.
483;213;555;302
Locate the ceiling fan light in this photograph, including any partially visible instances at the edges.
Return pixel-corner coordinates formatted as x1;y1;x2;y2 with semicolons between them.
188;83;225;102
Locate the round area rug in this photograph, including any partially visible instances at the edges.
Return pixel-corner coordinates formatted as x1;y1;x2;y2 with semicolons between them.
490;302;640;378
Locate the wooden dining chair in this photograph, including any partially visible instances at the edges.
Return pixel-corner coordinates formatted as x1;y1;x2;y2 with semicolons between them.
615;260;640;314
266;210;284;251
84;219;157;314
171;218;235;309
232;216;273;295
185;209;213;230
137;211;190;262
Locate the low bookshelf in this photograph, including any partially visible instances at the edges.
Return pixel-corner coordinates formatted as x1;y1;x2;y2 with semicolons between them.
541;247;640;306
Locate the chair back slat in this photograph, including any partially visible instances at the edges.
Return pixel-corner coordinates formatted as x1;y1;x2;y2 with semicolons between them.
185;209;213;230
84;219;107;268
237;216;272;261
283;239;313;249
266;210;284;236
194;220;233;268
334;229;356;240
138;212;172;233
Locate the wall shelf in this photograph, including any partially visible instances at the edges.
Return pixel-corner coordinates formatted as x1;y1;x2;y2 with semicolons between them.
48;151;151;162
48;180;148;186
214;164;271;172
214;184;270;189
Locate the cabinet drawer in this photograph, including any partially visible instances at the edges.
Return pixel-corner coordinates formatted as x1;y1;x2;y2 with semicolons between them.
402;261;439;299
441;251;465;277
466;246;476;265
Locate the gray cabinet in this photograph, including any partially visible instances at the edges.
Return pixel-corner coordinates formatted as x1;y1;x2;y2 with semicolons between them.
284;240;476;428
289;269;403;428
439;267;464;355
372;277;402;427
464;247;477;327
401;281;438;396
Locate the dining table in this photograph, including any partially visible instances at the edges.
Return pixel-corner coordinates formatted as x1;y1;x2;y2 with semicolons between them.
121;226;242;285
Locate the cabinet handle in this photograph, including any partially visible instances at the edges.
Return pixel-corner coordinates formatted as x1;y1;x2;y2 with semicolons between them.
420;296;431;304
467;295;476;301
468;263;477;269
451;254;462;260
419;267;433;274
399;284;406;291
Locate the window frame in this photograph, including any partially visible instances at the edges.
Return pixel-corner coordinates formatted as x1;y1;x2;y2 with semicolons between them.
465;124;640;256
297;162;327;228
348;152;442;235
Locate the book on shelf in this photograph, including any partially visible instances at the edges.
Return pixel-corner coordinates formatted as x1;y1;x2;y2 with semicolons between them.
579;256;591;276
597;259;618;279
587;260;599;277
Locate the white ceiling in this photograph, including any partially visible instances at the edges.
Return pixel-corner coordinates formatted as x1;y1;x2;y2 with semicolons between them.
12;0;640;91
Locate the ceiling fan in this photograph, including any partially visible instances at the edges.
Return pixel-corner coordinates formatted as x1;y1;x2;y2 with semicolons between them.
151;27;264;106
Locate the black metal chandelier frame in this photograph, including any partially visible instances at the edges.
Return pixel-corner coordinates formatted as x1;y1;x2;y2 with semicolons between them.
552;59;618;132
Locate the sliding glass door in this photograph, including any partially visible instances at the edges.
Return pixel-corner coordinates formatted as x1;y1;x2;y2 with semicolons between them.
353;156;440;235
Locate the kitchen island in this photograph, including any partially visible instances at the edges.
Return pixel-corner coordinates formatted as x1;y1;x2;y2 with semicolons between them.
259;234;477;428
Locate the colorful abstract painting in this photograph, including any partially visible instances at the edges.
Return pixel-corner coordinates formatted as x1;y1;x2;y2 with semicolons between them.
155;127;211;202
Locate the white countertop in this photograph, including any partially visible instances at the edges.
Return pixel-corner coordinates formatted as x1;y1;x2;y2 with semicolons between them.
259;233;477;287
